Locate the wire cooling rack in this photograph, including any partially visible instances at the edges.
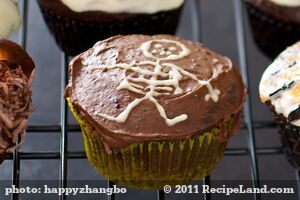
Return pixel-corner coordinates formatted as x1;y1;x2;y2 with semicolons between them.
4;0;300;200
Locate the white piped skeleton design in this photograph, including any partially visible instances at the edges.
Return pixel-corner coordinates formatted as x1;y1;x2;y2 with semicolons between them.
84;39;227;126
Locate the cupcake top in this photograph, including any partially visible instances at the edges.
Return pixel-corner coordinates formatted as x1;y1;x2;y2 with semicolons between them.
0;39;35;160
248;0;300;24
65;35;246;149
0;0;21;38
260;41;300;126
61;0;184;14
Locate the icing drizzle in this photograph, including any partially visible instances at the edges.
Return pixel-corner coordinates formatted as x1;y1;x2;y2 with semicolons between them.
84;39;225;126
259;41;300;126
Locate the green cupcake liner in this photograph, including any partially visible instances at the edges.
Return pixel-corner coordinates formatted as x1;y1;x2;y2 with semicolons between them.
68;98;231;190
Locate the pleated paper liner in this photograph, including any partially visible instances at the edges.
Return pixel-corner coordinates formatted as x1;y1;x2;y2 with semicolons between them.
246;2;300;59
279;124;300;170
68;98;231;190
37;0;183;56
266;102;300;170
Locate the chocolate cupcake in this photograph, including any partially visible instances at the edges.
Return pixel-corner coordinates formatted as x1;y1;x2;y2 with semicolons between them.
0;0;21;38
65;34;246;189
37;0;184;56
246;0;300;59
260;41;300;169
0;39;35;163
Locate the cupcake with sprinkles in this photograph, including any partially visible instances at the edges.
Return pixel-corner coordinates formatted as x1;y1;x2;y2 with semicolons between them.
65;34;246;189
260;41;300;169
246;0;300;58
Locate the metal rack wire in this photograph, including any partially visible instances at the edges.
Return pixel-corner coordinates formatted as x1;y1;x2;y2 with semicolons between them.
5;0;300;199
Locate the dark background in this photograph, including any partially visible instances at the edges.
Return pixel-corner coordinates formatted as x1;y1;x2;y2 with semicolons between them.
0;0;297;199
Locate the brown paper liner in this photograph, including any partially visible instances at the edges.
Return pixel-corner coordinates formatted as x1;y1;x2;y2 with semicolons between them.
37;0;183;56
246;2;300;59
266;101;300;169
278;124;300;170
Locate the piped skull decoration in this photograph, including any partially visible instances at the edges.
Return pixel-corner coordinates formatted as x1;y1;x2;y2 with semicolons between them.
84;39;227;126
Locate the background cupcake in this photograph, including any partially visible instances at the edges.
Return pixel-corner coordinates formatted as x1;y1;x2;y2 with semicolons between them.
246;0;300;59
37;0;185;56
65;34;246;189
0;39;35;163
0;0;21;38
259;41;300;169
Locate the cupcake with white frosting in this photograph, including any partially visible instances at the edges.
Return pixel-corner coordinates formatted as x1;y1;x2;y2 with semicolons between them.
0;0;21;38
260;41;300;169
37;0;185;56
246;0;300;58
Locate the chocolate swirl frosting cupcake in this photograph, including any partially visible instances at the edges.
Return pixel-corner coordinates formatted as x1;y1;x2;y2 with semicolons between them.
66;35;246;189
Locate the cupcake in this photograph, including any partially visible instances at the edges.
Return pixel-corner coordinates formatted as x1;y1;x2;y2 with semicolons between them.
65;34;246;189
37;0;185;56
260;41;300;169
0;0;21;38
0;39;35;163
246;0;300;59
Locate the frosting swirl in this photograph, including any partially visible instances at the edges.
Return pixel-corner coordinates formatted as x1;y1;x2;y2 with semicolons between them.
61;0;184;14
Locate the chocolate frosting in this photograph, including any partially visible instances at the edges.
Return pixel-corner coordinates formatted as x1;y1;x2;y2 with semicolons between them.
65;35;246;150
248;0;300;24
0;39;35;162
